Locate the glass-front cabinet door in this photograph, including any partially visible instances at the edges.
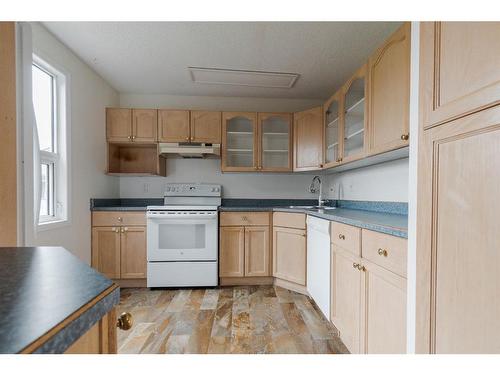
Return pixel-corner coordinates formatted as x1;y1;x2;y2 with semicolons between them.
342;64;367;162
222;112;257;171
324;91;342;168
258;113;292;171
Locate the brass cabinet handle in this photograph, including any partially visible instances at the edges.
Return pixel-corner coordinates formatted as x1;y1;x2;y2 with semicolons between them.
117;217;123;222
112;227;119;233
358;264;366;272
338;234;345;240
185;137;190;141
117;312;133;330
378;248;388;257
120;228;124;233
401;134;409;141
127;135;132;140
353;262;359;269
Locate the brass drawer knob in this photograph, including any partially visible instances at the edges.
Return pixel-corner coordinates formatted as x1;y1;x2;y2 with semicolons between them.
338;234;345;240
117;312;133;330
353;262;359;269
358;264;366;272
401;134;409;141
378;248;388;257
117;217;123;222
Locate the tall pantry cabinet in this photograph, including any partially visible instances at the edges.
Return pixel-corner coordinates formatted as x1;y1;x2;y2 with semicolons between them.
416;22;500;354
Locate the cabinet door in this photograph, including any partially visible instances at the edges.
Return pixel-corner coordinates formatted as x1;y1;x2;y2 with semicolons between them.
132;109;157;143
272;226;306;285
91;227;121;279
416;106;500;353
222;112;258;172
421;22;500;129
120;226;147;279
106;108;132;142
158;110;190;142
219;226;245;277
368;23;410;154
331;246;362;353
190;110;222;143
361;259;406;354
258;113;292;171
324;91;343;168
293;106;323;171
341;65;368;163
244;226;270;277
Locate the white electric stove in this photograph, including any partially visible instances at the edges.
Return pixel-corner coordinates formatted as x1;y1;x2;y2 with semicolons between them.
146;183;221;287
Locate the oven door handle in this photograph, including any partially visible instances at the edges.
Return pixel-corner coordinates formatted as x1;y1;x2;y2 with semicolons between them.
146;212;218;219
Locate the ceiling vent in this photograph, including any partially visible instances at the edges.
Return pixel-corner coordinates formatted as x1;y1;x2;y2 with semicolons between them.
188;67;299;89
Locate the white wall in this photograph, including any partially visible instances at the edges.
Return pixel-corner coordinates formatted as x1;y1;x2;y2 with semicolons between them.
120;158;320;199
325;158;409;202
25;23;119;263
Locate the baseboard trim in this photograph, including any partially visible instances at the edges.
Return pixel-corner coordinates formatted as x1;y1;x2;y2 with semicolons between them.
114;279;147;288
274;277;308;296
219;276;274;286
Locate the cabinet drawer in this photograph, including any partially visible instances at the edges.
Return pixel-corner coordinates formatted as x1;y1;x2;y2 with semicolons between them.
220;212;270;226
331;222;361;256
92;211;146;227
362;229;407;277
273;212;306;230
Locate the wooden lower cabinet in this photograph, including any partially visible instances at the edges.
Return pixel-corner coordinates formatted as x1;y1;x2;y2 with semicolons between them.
416;105;500;353
120;227;147;279
331;225;407;354
91;227;121;279
219;226;245;277
91;216;147;280
65;308;117;354
219;224;270;278
272;226;306;286
244;226;270;277
361;259;407;354
331;246;362;353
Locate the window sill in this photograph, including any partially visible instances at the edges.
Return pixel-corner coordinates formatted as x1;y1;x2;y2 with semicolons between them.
37;218;70;232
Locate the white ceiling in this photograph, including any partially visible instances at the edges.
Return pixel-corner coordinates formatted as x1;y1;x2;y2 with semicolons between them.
42;22;401;100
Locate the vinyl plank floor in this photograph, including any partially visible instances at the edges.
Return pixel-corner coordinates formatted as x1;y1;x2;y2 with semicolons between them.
117;286;349;354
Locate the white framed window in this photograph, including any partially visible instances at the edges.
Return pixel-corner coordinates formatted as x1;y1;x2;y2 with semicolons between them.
32;55;69;228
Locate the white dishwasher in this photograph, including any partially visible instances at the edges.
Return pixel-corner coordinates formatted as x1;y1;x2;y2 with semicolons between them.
307;215;331;319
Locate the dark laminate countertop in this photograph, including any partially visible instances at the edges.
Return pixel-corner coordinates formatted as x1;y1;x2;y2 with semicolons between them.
0;247;120;354
90;198;408;238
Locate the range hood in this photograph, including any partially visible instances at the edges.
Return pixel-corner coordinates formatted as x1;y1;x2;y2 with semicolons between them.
158;142;221;158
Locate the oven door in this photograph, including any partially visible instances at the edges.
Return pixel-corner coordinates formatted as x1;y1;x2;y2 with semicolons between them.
147;211;218;262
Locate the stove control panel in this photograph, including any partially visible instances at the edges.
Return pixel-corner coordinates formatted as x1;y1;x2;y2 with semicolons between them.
164;183;222;197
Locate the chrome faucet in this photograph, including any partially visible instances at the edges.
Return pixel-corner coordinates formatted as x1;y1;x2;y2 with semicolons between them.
309;175;326;207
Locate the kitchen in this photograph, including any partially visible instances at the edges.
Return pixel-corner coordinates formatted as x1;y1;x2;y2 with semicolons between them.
1;4;499;370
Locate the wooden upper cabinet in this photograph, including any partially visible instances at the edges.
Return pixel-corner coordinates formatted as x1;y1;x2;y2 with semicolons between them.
158;110;190;142
219;226;245;277
368;23;410;154
244;226;270;277
91;227;121;279
341;64;368;164
120;226;147;279
106;108;132;142
293;106;323;171
324;91;343;168
222;112;258;172
132;109;157;143
421;22;500;129
258;112;292;171
190;110;222;143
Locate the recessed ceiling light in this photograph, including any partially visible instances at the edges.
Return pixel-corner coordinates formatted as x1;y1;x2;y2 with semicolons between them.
188;67;299;89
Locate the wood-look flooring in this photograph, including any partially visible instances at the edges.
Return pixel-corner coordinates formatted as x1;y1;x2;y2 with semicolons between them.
117;286;349;354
